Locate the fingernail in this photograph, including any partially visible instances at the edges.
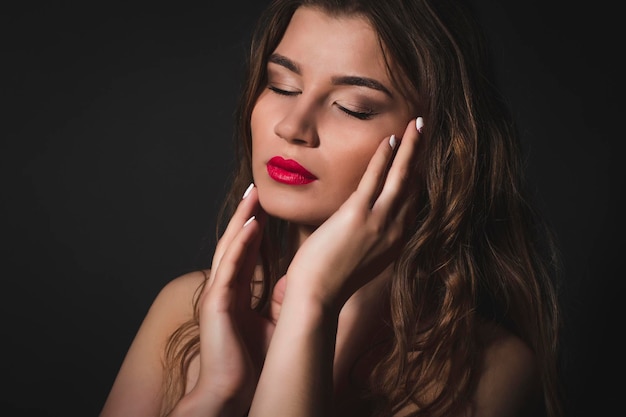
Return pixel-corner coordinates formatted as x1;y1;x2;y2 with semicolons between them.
415;117;424;132
242;183;254;199
389;134;397;149
243;215;255;227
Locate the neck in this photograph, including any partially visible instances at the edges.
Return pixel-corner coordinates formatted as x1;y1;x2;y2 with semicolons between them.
288;222;317;249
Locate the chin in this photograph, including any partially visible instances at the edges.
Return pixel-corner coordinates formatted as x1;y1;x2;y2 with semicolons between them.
257;186;329;227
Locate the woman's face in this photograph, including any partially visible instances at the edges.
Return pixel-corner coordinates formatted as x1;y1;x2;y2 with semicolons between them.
251;6;414;227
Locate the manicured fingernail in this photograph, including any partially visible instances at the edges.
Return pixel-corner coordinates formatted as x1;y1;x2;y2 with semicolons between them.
242;183;254;199
243;215;255;227
415;117;424;132
389;134;397;149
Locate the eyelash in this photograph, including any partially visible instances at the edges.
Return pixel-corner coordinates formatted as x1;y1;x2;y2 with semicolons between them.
268;85;376;120
337;105;375;120
268;85;299;96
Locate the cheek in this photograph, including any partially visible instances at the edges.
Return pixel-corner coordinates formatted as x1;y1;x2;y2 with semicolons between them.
251;89;276;132
250;100;272;160
328;143;379;196
250;99;267;140
250;92;286;158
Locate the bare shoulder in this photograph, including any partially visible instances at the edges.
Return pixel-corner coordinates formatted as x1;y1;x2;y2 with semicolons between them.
153;269;208;319
131;268;208;344
472;322;541;417
98;269;209;417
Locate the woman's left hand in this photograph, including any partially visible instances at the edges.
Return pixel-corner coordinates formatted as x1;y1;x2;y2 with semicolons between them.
284;118;423;310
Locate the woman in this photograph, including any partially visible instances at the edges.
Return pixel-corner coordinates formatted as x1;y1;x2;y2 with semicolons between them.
99;0;561;416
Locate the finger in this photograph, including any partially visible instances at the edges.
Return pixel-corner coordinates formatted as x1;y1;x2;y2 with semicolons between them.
234;210;267;311
354;133;397;207
373;117;423;212
208;214;264;312
209;183;259;286
214;183;258;260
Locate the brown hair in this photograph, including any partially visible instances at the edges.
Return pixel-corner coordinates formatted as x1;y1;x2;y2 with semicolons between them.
161;1;562;416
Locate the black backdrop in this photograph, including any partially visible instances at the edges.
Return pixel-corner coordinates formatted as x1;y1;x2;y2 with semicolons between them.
2;2;620;416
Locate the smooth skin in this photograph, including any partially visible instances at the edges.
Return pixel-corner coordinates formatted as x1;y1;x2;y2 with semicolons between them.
99;6;538;417
251;6;415;230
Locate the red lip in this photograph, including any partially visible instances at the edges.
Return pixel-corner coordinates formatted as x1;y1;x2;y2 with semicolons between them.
267;156;317;185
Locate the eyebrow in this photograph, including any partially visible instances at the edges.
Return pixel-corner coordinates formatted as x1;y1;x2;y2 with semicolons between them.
269;53;301;74
268;53;393;98
332;75;393;98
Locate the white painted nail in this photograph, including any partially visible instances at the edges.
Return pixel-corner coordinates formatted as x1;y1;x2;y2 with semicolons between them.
415;117;424;132
243;215;255;227
242;183;254;199
389;134;396;149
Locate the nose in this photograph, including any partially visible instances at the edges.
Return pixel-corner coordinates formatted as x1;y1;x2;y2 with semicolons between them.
273;96;320;147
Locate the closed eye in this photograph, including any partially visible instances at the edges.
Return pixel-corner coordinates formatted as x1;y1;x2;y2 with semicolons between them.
336;104;377;120
268;85;300;96
268;84;377;120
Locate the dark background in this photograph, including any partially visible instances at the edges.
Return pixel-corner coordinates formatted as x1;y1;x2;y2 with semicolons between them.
2;1;620;416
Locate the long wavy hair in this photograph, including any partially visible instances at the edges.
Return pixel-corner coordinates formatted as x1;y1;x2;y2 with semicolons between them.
160;1;562;416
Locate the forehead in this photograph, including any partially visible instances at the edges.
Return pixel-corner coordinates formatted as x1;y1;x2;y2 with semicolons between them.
272;6;390;81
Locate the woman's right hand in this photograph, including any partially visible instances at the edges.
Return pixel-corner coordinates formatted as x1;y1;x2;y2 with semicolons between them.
172;184;271;416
